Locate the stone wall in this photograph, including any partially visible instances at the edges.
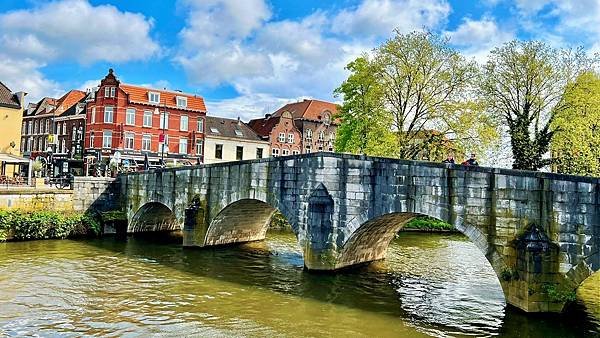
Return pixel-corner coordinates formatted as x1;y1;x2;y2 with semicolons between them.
119;152;600;313
0;177;118;214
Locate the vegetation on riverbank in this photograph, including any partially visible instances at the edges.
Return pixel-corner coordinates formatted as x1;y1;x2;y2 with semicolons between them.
0;209;101;242
403;216;455;232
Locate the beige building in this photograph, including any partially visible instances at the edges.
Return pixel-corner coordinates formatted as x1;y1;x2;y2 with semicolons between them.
0;82;27;177
204;116;269;164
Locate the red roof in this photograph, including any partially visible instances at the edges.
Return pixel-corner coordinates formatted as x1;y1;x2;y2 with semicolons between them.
120;84;207;112
273;99;339;123
54;90;86;115
247;115;281;138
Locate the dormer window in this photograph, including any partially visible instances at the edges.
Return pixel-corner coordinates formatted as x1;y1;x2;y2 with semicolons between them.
176;96;187;108
149;92;160;104
210;127;219;134
234;129;243;137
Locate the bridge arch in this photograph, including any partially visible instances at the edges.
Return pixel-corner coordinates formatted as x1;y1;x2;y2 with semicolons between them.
130;202;180;233
203;199;296;246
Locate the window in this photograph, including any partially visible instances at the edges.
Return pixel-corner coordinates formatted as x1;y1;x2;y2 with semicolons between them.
72;126;76;140
210;127;219;133
306;129;312;139
110;87;116;98
278;132;285;143
102;131;112;148
28;121;32;135
148;92;160;104
104;86;115;98
329;132;335;141
197;118;204;132
176;96;187;108
195;139;203;155
282;149;290;156
179;138;188;154
180;115;188;131
215;144;223;159
272;148;279;157
288;133;294;143
61;139;66;153
124;132;134;150
236;146;243;160
126;108;136;126
159;112;169;129
143;111;152;127
234;129;243;137
45;120;49;134
142;135;151;151
104;87;109;97
62;123;67;135
293;150;300;155
90;107;96;124
104;106;114;123
318;131;325;141
90;133;95;148
256;148;263;159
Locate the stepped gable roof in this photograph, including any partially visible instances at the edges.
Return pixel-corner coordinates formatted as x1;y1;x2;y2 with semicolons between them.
272;99;339;123
247;115;281;138
0;81;21;109
120;84;207;112
206;116;263;141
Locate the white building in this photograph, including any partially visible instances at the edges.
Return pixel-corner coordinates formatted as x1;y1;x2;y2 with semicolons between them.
204;116;270;164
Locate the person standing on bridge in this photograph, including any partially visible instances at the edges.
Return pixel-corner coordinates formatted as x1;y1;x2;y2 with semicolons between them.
462;153;479;166
442;155;455;164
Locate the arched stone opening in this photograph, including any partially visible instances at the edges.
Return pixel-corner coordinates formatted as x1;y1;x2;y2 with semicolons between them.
332;212;510;303
575;269;600;320
204;199;282;246
130;202;180;233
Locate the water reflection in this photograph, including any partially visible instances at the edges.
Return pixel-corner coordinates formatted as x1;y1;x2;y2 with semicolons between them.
0;231;597;337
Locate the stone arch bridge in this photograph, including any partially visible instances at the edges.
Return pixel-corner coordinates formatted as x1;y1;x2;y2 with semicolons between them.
118;153;599;313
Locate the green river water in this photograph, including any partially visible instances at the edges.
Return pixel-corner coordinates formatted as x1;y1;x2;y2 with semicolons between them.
0;231;598;337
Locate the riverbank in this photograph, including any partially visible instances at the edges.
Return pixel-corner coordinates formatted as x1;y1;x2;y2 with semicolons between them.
0;209;100;242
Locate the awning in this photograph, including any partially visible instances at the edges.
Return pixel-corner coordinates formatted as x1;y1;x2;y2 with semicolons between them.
0;153;30;164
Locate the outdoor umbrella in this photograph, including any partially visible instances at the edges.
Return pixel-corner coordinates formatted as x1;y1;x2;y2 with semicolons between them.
144;153;149;170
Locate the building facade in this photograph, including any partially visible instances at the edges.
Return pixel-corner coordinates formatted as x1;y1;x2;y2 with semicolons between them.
0;82;25;157
54;96;87;160
85;69;207;167
204;116;269;164
248;99;338;156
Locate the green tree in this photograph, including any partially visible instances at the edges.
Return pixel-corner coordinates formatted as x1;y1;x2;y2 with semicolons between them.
480;40;594;171
335;31;498;161
334;56;395;156
551;72;600;176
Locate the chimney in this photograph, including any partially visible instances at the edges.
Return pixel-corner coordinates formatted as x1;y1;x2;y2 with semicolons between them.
15;91;27;108
237;116;241;125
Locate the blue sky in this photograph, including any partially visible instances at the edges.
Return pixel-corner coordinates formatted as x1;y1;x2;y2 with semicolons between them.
0;0;598;120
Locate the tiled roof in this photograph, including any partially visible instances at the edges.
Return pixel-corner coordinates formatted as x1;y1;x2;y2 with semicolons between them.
273;99;339;123
247;115;281;138
0;81;21;109
120;84;207;112
28;97;57;117
206;116;264;141
54;90;86;115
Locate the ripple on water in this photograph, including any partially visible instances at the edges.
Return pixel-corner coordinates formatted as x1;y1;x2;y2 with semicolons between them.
0;233;598;337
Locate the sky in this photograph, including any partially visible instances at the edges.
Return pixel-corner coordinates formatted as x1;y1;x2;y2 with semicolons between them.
0;0;599;121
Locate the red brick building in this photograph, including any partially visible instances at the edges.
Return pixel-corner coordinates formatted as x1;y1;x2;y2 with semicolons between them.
248;99;339;156
85;69;207;166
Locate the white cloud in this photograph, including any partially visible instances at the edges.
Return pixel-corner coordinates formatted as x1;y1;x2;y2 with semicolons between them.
175;0;451;117
0;56;63;104
206;94;304;121
0;0;159;104
0;0;159;64
332;0;451;37
446;17;514;62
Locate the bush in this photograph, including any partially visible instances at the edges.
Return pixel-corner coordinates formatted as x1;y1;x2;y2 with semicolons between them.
0;209;101;241
403;216;455;231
